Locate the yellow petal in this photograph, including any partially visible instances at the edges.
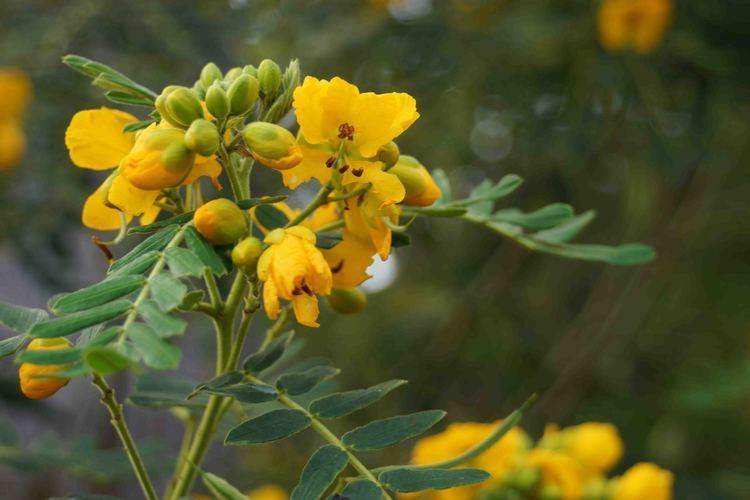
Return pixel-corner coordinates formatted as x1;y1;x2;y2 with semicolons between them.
263;279;281;320
0;69;31;119
182;156;222;185
108;173;159;216
351;91;419;157
292;294;320;328
323;231;374;288
343;162;405;208
293;76;360;146
82;182;132;231
140;201;162;226
65;108;137;170
281;141;332;189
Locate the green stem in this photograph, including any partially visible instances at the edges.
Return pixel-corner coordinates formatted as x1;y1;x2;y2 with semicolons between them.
285;183;334;227
224;280;260;372
247;375;393;500
91;375;158;500
203;269;223;311
315;219;346;233
260;305;292;350
164;414;196;499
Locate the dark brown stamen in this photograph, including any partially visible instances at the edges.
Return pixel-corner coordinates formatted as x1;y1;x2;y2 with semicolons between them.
331;260;344;273
351;167;364;177
325;156;336;168
338;164;349;174
337;123;355;141
292;288;303;296
301;284;313;296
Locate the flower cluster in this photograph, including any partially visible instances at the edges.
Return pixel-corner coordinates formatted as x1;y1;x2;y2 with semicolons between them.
404;420;673;500
0;68;31;171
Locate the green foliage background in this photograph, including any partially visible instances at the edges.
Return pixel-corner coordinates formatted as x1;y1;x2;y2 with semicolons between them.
0;0;748;498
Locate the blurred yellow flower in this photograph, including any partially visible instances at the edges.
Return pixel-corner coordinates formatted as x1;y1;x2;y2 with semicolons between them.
543;422;624;475
523;449;585;500
258;226;333;327
246;484;288;500
407;421;531;499
0;68;31;171
612;462;674;500
598;0;673;54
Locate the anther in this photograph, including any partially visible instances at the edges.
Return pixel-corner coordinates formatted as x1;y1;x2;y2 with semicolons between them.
351;168;364;177
337;123;355;141
338;164;349;174
325;156;335;168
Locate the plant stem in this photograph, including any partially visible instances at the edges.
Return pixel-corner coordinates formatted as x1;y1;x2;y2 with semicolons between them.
247;374;393;500
260;305;292;350
91;375;158;500
164;414;196;499
285;183;334;227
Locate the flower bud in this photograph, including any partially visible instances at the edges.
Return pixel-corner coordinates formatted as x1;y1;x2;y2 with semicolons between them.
390;155;441;206
165;87;204;127
231;237;263;273
121;127;196;190
227;74;259;116
224;67;243;83
581;477;608;500
200;62;223;90
242;64;258;78
326;288;367;314
205;83;230;120
258;59;282;98
155;85;181;126
19;338;74;400
242;122;303;170
194;199;248;245
503;466;542;493
185;119;221;156
377;141;400;168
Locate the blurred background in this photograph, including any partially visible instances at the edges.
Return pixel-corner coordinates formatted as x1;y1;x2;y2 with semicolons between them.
1;0;748;498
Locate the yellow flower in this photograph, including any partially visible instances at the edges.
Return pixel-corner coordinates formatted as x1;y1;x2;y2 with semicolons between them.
246;484;288;500
407;421;531;500
0;68;31;171
523;449;585;500
0;120;26;171
542;422;624;475
258;226;333;327
390;155;442;207
19;338;74;400
611;462;673;500
598;0;673;54
65;108;221;230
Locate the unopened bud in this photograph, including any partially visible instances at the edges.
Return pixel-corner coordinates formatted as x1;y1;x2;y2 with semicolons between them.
165;87;204;127
224;67;243;83
326;288;367;314
390;155;441;207
227;74;259;116
231;237;263;273
205;83;230;120
257;59;282;98
242;64;258;78
194;199;248;245
241;122;302;170
200;62;223;89
19;338;74;400
121;128;197;190
503;466;542;493
155;85;181;126
377;141;400;168
185;119;221;156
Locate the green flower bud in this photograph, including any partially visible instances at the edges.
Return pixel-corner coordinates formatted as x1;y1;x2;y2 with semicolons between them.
165;87;204;127
389;155;442;206
231;237;263;273
257;59;282;98
200;62;223;89
191;80;206;99
155;85;182;126
503;466;542;493
160;139;196;175
224;67;243;83
326;288;368;314
377;141;400;167
227;74;259;116
241;122;302;170
204;83;230;120
242;64;258;78
194;199;248;245
185;119;221;156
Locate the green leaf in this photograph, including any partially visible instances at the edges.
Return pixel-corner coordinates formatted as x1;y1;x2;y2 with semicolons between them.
534;210;596;243
138;300;187;338
315;232;343;250
49;275;144;315
128;213;194;235
379;468;491;493
84;345;132;375
243;330;295;373
149;273;187;311
127;323;180;370
105;91;154;107
109;225;179;274
184;227;228;276
177;290;205;312
200;470;247;500
342;410;446;450
164;247;206;277
459;174;523;214
107;250;159;277
225;409;311;445
202;383;278;403
403;206;467;218
16;346;82;365
255;204;289;230
0;303;48;333
123;119;156;133
30;300;132;339
494;203;574;230
189;371;244;398
309;379;407;419
391;232;411;248
127;373;205;409
0;335;27;359
340;479;382;500
529;241;656;265
41;362;92;379
277;365;341;396
78;327;120;348
290;445;349;500
236;195;289;209
62;54;158;100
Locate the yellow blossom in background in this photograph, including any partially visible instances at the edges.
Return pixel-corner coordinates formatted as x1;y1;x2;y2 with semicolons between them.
611;462;674;500
0;68;31;171
598;0;673;54
543;422;624;475
407;421;531;499
258;226;333;327
523;449;585;500
65;108;221;230
246;484;288;500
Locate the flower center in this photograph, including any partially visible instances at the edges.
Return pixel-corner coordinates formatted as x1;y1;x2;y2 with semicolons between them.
337;123;355;141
